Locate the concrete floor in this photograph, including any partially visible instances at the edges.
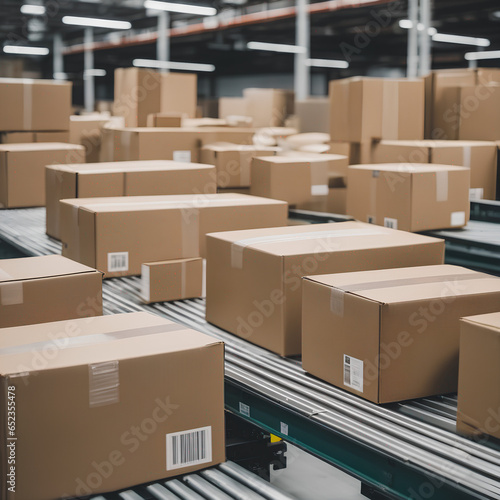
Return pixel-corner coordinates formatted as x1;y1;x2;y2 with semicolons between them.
271;443;366;500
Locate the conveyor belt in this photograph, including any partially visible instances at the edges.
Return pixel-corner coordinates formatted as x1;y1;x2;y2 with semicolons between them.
3;208;500;500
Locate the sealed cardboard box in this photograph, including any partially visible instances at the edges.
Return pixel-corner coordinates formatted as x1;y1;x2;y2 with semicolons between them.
147;113;182;127
0;255;102;329
302;265;500;404
296;98;330;133
219;97;248;118
347;164;470;231
326;174;347;214
141;257;203;303
243;88;293;128
0;78;72;131
60;193;288;277
0;312;225;500
69;115;110;144
201;144;278;188
457;312;500;438
161;72;197;120
206;221;444;356
0;142;85;208
371;139;498;200
46;160;217;240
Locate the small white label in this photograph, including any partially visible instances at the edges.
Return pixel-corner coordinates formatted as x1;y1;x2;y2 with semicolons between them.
280;422;289;436
469;188;484;201
384;217;398;229
239;402;250;417
311;184;329;196
141;264;150;302
367;215;376;224
107;252;129;273
451;211;466;227
173;150;192;163
166;426;212;471
343;354;364;393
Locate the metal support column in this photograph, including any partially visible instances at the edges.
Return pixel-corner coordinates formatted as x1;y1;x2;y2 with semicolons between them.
418;0;431;76
407;0;418;78
83;27;95;113
53;33;64;80
157;10;170;72
294;0;309;100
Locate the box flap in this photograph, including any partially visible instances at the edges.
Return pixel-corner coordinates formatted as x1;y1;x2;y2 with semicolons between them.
461;312;500;332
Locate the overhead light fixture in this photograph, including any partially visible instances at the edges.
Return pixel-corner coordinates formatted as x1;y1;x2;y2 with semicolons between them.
432;32;490;47
3;45;49;55
133;59;216;72
62;16;132;30
247;41;306;54
20;4;46;15
306;58;349;69
84;69;107;77
465;50;500;61
399;19;436;35
144;1;217;16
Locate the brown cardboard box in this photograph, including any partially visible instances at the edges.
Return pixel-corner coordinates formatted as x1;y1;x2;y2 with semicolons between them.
347;164;470;232
147;113;183;127
0;78;72;131
243;88;293;128
205;221;444;356
46;160;217;240
141;258;203;303
371;139;498;200
296;98;330;133
278;151;349;178
69;115;110;144
0;142;85;208
0;131;70;144
457;312;500;438
326;174;347;214
302;265;500;404
0;312;225;500
161;72;197;120
35;130;70;142
219;97;248;118
0;255;102;329
111;127;255;162
201;144;278;188
60;193;288;277
99;125;115;162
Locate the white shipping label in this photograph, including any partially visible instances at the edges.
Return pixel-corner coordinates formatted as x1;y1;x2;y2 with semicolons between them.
173;150;192;163
239;402;250;417
141;265;150;302
343;354;364;393
280;422;289;436
107;252;129;273
469;188;484;201
311;184;329;196
166;426;212;471
383;217;398;230
451;211;466;227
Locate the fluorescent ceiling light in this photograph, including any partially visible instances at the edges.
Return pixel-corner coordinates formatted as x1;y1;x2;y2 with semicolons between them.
306;58;349;69
3;45;49;55
62;16;132;30
465;50;500;61
133;58;215;72
144;1;217;16
247;41;306;54
399;19;436;35
84;69;107;77
432;32;490;47
20;4;46;15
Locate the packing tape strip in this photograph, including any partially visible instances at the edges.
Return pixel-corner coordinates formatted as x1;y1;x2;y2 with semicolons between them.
230;227;387;269
382;81;398;138
435;170;449;202
181;207;200;257
462;146;472;169
89;360;120;408
330;288;345;317
181;260;187;298
0;269;23;306
239;151;251;186
23;80;33;130
86;197;245;210
369;171;379;223
140;264;150;302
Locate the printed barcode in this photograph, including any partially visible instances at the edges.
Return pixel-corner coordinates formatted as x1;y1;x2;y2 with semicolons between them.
166;426;212;470
107;252;129;272
384;217;398;229
344;365;351;385
367;216;375;224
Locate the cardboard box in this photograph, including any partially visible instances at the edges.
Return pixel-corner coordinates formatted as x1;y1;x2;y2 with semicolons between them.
201;144;278;188
457;312;500;438
328;141;373;165
111;127;255;162
0;142;85;208
326;174;347;214
302;265;500;404
0;255;102;329
206;221;444;356
161;72;197;120
69;115;110;144
46;160;217;240
60;193;288;277
219;97;248;118
141;258;203;303
0;312;225;500
0;131;70;144
347;164;470;232
35;130;70;143
278;151;349;178
243;88;293;128
371;139;498;200
296;98;330;133
0;78;71;131
147;113;183;127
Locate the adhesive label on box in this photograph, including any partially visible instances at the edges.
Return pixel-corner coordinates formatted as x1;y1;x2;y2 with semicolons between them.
280;422;289;436
343;354;363;393
166;426;212;470
239;402;250;417
173;150;192;163
141;264;150;302
469;188;484;201
384;217;398;229
451;211;466;227
107;252;129;273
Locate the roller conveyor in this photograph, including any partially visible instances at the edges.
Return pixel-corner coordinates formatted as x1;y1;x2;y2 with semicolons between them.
2;208;500;499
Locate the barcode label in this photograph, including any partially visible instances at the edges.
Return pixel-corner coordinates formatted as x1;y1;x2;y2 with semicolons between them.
239;402;250;417
173;150;192;163
166;426;212;471
280;421;289;436
469;188;484;201
343;354;363;393
384;217;398;229
107;252;129;272
451;211;466;227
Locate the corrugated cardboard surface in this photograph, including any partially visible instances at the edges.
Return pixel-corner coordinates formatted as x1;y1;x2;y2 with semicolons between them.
60;193;288;277
205;221;444;356
302;265;500;403
0;255;102;328
160;73;197;119
243;88;292;128
46;160;217;240
0;142;85;208
0;312;225;500
147;113;182;127
296;98;330;134
347;163;470;231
